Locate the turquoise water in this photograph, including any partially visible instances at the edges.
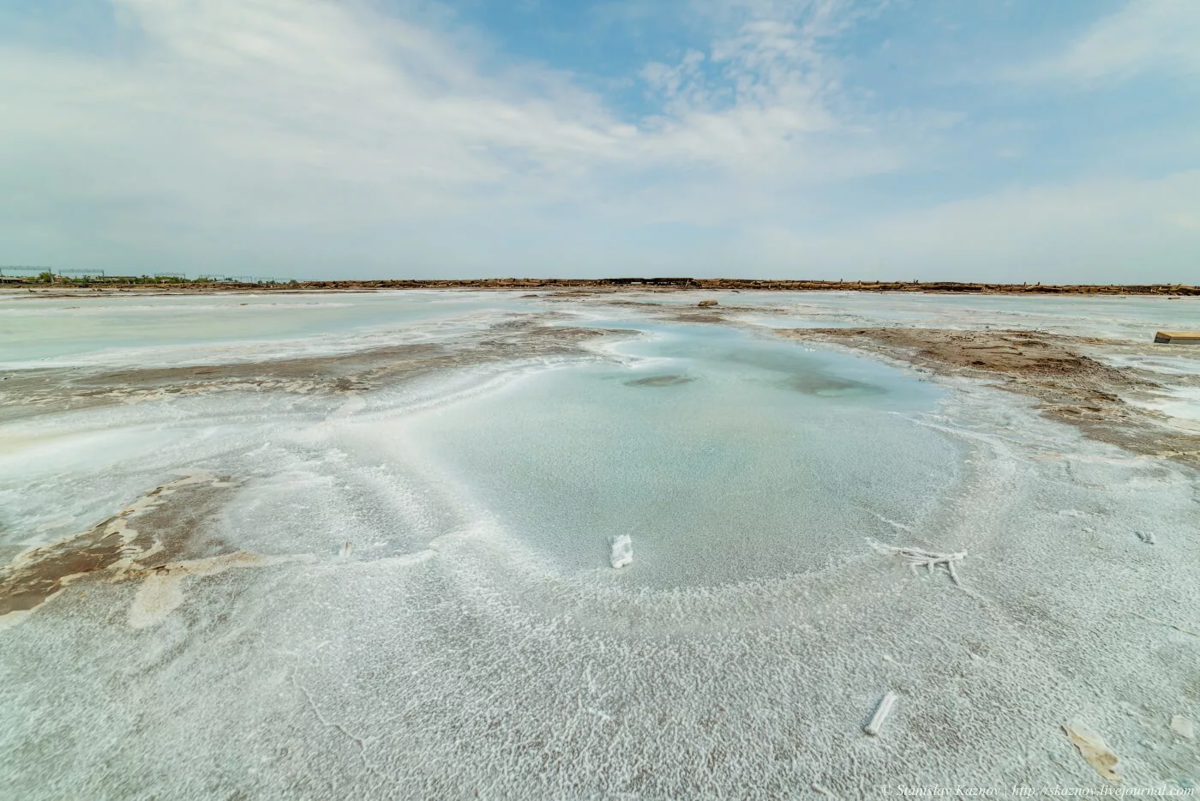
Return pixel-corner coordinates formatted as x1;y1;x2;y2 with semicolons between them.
399;324;958;586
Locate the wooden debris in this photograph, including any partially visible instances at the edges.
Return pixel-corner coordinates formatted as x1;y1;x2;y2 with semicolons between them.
1063;722;1121;783
1154;331;1200;344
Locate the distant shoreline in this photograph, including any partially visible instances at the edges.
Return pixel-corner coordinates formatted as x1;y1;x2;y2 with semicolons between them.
3;278;1197;296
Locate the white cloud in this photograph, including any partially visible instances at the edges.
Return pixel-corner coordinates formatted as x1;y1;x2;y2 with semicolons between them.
1015;0;1200;85
1;0;908;276
1;0;633;271
0;0;1194;280
748;170;1200;283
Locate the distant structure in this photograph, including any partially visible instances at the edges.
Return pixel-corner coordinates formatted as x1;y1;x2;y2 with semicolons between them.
0;265;52;275
0;265;51;282
194;275;277;284
58;268;106;279
602;277;696;286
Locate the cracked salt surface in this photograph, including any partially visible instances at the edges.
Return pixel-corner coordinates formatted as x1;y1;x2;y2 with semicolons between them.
1;291;1199;798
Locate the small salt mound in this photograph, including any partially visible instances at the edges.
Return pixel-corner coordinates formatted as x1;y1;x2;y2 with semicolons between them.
610;534;633;569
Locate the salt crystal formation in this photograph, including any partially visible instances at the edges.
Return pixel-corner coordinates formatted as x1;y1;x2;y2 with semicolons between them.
864;691;898;736
610;534;633;569
1170;715;1194;740
2;291;1199;797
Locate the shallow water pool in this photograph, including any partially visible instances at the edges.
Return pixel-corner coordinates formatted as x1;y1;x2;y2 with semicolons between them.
391;324;959;587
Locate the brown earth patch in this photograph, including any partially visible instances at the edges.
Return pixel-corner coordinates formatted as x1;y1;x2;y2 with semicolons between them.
0;317;613;422
0;473;238;620
776;327;1200;466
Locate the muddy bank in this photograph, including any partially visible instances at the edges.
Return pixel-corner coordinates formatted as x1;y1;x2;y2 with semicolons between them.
560;296;785;325
0;317;611;421
0;474;240;623
0;472;318;631
777;327;1200;466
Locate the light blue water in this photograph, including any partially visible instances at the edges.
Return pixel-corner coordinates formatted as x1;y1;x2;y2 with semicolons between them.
401;324;959;587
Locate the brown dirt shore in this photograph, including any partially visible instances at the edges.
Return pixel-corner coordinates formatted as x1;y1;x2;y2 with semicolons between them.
777;327;1200;467
0;317;608;422
5;278;1199;295
0;474;237;620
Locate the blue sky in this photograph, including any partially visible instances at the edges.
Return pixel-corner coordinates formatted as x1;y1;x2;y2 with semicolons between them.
1;0;1197;281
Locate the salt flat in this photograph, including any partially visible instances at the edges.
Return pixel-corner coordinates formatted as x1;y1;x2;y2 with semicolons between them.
1;289;1198;797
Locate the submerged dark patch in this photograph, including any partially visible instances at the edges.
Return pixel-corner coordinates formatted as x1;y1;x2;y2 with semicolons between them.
625;374;696;388
784;373;885;398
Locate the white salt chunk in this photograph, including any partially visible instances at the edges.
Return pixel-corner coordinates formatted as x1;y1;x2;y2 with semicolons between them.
864;691;897;736
610;535;633;569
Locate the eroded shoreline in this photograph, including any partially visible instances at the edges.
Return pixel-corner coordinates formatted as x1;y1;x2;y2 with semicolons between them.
0;315;612;421
776;326;1200;467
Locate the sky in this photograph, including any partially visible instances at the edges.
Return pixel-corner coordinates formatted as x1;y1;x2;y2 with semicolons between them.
1;0;1197;282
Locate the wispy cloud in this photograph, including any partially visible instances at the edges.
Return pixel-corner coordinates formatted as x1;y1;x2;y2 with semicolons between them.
1011;0;1200;85
748;169;1200;282
1;0;901;272
0;0;1196;279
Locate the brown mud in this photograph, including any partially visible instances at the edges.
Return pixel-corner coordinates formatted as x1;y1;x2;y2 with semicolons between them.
0;474;239;621
776;327;1200;467
0;317;610;422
